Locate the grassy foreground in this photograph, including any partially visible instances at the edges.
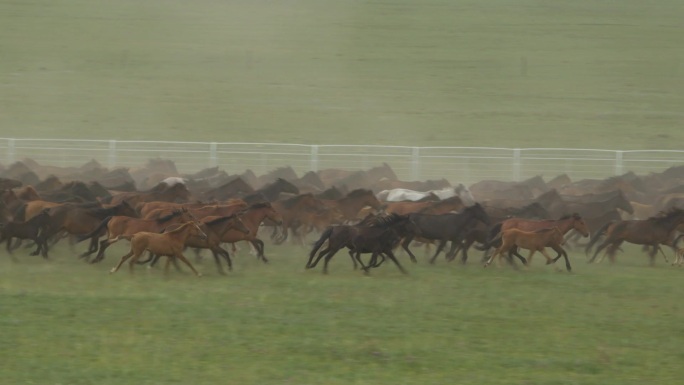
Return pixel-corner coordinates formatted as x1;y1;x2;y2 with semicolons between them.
1;240;683;385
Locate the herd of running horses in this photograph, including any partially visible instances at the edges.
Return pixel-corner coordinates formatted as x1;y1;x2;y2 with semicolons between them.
1;158;684;276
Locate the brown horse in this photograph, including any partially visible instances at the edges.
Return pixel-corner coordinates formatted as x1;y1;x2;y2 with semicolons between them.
110;221;208;276
220;202;283;263
78;207;198;263
321;189;383;222
42;201;138;257
146;214;251;274
586;208;684;265
480;213;590;264
484;227;571;271
271;193;328;244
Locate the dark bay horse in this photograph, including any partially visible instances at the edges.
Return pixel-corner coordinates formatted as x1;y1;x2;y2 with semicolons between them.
42;201;138;257
586;208;684;265
242;178;300;203
306;213;412;274
0;209;52;259
400;203;491;264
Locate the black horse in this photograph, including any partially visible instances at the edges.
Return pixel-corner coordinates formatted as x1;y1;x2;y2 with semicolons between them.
399;203;491;264
306;213;411;274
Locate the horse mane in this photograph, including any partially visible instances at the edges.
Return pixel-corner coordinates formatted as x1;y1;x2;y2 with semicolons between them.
156;210;182;223
533;227;557;233
346;189;372;199
367;213;406;228
247;202;272;210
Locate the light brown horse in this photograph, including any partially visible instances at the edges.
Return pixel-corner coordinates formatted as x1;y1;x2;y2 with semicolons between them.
110;221;208;276
484;227;571;271
482;213;590;264
383;196;465;216
147;214;251;274
79;207;197;263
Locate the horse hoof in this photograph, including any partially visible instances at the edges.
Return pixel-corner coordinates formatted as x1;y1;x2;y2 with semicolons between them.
109;269;116;274
196;273;203;277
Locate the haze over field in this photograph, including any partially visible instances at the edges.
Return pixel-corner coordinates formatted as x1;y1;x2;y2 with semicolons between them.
1;0;683;148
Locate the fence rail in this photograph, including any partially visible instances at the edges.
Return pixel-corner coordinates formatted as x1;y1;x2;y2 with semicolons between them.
1;138;683;185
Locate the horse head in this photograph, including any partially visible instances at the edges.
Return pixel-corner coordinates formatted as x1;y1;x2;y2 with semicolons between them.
469;203;491;225
571;213;590;237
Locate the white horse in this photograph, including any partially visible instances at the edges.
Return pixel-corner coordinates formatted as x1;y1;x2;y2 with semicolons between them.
377;184;475;205
161;176;186;186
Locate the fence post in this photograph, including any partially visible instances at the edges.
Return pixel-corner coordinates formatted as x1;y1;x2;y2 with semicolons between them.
615;151;623;175
107;140;117;169
209;142;218;167
310;145;319;172
512;148;521;181
411;147;420;180
6;138;15;165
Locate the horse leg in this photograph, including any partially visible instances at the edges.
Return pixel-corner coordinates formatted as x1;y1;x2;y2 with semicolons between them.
429;240;447;264
507;248;527;266
110;249;135;274
216;246;233;271
356;252;371;273
210;249;226;275
174;252;202;277
347;249;358;270
551;245;572;272
91;239;112;264
589;240;611;263
654;245;669;265
540;248;555;265
251;239;268;263
460;238;475;264
5;238;19;262
384;250;408;274
445;240;461;262
401;236;419;264
484;248;501;268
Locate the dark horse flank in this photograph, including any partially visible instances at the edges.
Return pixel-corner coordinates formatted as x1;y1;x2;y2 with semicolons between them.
586;207;684;265
306;213;412;274
400;203;491;264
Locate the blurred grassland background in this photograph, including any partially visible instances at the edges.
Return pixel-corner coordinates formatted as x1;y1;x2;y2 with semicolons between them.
1;0;683;148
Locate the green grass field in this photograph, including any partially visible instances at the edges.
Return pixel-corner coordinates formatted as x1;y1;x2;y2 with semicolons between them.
2;241;683;385
1;0;683;148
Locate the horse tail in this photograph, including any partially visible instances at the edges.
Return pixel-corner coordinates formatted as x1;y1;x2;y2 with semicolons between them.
584;220;614;255
76;216;112;243
474;222;503;251
307;227;333;268
674;233;684;250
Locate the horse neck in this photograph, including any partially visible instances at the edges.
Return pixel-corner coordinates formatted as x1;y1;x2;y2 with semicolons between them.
553;218;577;234
240;208;271;231
656;213;684;231
167;222;196;242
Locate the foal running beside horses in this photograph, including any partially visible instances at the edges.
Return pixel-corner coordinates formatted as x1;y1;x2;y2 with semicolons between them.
110;221;208;276
484;227;572;271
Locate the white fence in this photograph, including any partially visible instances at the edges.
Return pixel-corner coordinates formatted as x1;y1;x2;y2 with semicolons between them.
1;138;683;185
